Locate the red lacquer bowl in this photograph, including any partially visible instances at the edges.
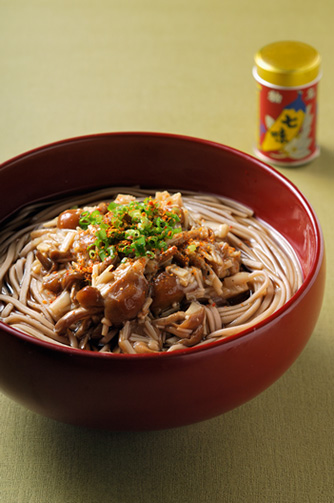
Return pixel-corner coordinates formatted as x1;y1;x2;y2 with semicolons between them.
0;133;326;430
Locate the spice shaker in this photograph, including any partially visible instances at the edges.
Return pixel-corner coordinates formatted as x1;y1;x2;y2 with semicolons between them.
253;41;321;166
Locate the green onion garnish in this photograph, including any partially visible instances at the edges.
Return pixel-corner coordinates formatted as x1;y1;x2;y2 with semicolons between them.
78;197;182;261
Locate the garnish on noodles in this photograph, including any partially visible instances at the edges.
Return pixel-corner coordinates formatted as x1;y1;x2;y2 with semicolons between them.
0;189;303;353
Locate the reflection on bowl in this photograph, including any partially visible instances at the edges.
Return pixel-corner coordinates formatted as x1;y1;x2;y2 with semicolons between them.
0;133;326;430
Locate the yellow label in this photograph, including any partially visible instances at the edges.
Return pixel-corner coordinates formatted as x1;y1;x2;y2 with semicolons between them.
261;108;305;152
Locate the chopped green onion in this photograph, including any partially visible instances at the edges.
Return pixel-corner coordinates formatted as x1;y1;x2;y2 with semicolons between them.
79;197;182;262
188;243;197;253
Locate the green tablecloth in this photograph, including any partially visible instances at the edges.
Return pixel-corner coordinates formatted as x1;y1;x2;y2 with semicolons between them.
1;1;333;502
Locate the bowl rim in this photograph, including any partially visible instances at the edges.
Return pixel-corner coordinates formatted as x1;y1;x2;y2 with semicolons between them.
0;131;325;360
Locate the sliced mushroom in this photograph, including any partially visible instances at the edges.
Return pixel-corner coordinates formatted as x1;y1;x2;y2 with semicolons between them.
55;306;102;333
57;209;82;229
102;258;148;326
151;271;185;313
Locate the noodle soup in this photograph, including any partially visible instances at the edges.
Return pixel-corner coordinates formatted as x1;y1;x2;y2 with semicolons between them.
0;188;303;354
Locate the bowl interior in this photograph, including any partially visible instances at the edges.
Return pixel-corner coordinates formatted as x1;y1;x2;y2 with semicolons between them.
0;133;319;284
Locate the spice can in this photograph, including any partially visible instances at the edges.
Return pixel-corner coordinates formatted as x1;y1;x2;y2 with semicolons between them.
253;41;321;166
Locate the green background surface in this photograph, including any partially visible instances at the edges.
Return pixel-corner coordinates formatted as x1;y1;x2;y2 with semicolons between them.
1;1;333;502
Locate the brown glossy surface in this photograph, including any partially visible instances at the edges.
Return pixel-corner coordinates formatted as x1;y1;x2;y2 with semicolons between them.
0;133;326;430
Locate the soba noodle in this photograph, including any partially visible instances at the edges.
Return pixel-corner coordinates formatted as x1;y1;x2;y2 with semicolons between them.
0;188;303;353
